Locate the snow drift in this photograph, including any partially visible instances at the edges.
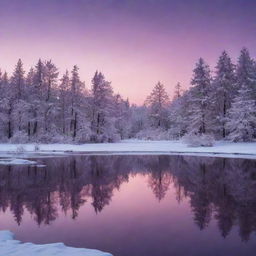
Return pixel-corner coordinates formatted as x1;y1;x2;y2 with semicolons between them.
0;230;112;256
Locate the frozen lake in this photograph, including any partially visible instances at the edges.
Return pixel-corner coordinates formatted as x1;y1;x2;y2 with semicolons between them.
0;154;256;256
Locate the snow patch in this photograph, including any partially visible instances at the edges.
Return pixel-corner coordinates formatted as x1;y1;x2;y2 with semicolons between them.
0;230;112;256
0;159;37;165
0;140;255;159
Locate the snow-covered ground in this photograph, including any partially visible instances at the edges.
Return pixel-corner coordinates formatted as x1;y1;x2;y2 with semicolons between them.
0;230;112;256
0;158;37;165
0;140;255;159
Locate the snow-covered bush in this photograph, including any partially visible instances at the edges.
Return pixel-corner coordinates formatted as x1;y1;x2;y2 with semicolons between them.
90;131;120;143
34;132;72;144
9;131;29;143
16;145;26;153
182;133;215;147
34;144;40;151
135;128;172;140
75;127;92;144
35;133;53;143
90;117;120;143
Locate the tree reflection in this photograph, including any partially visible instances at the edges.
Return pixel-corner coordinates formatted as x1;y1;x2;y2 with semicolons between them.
0;155;256;241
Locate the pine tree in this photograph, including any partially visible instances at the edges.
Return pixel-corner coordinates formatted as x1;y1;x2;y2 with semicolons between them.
0;73;13;138
236;48;256;95
42;60;59;135
90;71;116;142
173;82;182;100
211;51;236;138
10;59;27;134
145;82;170;129
44;60;58;101
31;59;45;136
226;48;256;141
226;85;256;141
59;71;70;134
169;90;190;138
33;59;44;99
70;65;83;139
114;95;131;139
25;68;35;139
11;59;25;100
188;58;211;134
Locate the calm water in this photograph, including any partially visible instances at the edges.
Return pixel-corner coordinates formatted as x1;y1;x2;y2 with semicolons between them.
0;154;256;256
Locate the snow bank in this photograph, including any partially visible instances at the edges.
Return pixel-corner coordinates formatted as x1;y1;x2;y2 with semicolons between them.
0;140;255;159
0;159;37;165
0;230;112;256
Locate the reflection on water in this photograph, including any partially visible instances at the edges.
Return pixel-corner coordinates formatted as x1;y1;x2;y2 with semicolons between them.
0;155;256;255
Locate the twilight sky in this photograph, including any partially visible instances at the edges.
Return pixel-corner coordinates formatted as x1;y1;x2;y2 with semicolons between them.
0;0;256;104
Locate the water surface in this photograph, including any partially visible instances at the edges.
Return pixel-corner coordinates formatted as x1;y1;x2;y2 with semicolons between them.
0;155;256;256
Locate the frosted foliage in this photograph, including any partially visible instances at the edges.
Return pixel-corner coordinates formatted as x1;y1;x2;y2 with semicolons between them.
0;61;129;144
145;82;170;129
0;48;255;144
227;87;256;142
183;133;215;147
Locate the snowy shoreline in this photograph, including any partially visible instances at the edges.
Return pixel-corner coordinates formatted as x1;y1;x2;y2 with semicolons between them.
0;140;255;159
0;230;112;256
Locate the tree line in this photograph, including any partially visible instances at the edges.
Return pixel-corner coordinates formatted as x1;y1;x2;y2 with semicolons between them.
0;60;130;143
143;48;256;142
0;47;255;143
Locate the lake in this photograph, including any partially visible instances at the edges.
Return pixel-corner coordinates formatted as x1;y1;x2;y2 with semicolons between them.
0;154;256;256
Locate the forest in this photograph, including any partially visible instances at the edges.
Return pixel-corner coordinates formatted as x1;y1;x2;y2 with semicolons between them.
0;48;255;144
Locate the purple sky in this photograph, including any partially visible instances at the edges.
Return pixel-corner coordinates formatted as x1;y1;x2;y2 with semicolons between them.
0;0;256;103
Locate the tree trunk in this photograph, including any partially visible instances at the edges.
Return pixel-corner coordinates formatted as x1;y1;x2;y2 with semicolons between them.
97;113;100;134
223;97;227;138
7;120;12;139
7;105;12;139
28;121;31;138
62;102;65;134
33;121;37;135
33;108;38;135
18;111;21;131
70;105;74;134
73;112;77;139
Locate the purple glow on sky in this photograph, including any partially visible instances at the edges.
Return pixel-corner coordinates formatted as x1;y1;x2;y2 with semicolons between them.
0;0;256;103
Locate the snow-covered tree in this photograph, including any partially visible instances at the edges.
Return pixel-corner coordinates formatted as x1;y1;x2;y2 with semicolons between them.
24;68;35;139
41;60;59;136
0;48;254;143
90;71;117;142
69;65;85;140
211;51;236;138
236;48;256;95
226;85;256;142
0;72;12;139
33;59;45;100
11;59;25;100
226;48;256;142
145;82;170;129
129;105;148;137
169;89;189;138
29;59;45;137
188;58;211;134
9;59;29;136
59;71;70;134
114;95;131;139
173;82;182;100
44;60;59;101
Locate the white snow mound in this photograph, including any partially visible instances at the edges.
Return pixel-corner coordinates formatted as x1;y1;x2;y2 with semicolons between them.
0;159;37;165
0;230;112;256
